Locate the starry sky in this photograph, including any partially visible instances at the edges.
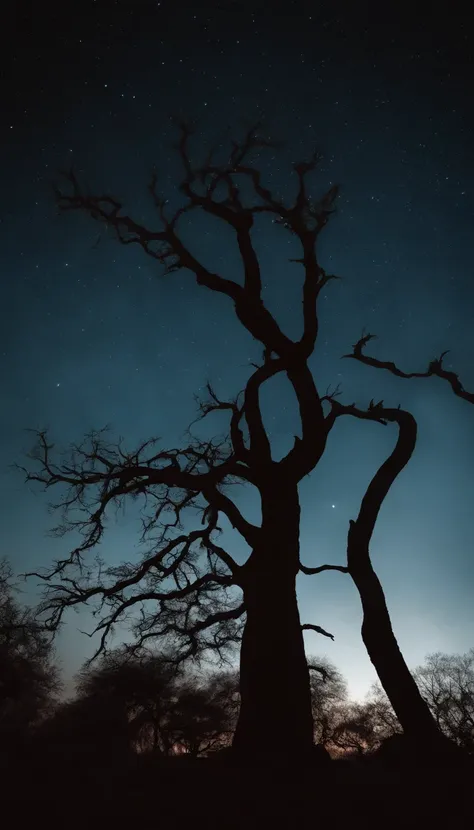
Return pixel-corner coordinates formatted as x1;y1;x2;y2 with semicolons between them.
2;0;473;700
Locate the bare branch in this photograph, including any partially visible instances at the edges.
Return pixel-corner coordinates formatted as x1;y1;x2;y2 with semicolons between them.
18;428;251;564
17;415;253;666
301;623;335;641
299;561;348;575
55;123;338;367
332;402;416;552
343;333;474;406
56;166;243;301
325;397;417;568
243;354;292;464
279;361;328;481
202;485;260;550
129;600;246;666
177;121;266;299
323;394;392;435
190;382;250;466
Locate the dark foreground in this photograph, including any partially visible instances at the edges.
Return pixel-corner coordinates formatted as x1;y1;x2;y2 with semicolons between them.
2;744;472;829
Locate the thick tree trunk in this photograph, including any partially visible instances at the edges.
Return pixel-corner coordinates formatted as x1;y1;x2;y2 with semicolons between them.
232;482;314;759
349;551;440;744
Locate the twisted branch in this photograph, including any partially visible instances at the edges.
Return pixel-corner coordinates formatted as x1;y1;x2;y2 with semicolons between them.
344;333;474;405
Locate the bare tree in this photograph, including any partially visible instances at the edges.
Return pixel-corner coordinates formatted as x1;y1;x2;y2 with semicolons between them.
415;650;474;752
20;121;440;759
364;682;401;740
308;656;348;749
331;702;381;756
165;681;231;757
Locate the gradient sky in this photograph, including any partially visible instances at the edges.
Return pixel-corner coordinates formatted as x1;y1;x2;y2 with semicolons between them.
2;1;473;700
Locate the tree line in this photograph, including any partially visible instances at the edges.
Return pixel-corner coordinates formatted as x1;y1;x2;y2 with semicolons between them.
2;558;473;764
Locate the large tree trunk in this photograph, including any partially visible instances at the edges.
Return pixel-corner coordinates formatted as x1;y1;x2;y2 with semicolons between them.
232;482;314;759
349;547;440;744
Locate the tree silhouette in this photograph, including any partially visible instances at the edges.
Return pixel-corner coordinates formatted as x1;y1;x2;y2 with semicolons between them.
331;702;380;756
165;681;231;757
308;657;348;749
35;693;133;762
414;650;474;753
363;682;401;741
0;558;60;755
76;648;180;755
21;121;443;759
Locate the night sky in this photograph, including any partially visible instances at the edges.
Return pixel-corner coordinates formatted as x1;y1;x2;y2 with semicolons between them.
2;1;473;699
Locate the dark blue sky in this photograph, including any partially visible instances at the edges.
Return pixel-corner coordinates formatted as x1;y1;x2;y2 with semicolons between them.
2;1;473;698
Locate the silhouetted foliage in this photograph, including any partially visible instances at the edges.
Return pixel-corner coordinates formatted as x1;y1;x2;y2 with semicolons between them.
20;121;446;757
165;682;231;756
415;649;474;752
70;648;239;758
0;558;60;755
76;647;180;754
4;632;473;824
308;656;348;748
331;702;384;756
34;692;133;763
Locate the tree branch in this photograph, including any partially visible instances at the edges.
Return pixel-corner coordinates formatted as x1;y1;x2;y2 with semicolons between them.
280;360;328;481
308;663;330;682
301;623;335;641
327;397;417;558
176;120;264;299
190;382;250;467
202;486;260;550
56;122;338;368
299;561;348;575
243;354;290;464
343;333;474;406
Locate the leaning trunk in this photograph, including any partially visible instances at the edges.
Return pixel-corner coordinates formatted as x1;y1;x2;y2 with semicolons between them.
232;482;314;759
349;545;440;744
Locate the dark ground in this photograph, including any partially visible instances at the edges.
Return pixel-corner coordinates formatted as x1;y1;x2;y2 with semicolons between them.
2;746;472;828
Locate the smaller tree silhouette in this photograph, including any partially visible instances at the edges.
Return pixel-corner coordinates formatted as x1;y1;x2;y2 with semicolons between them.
166;681;231;757
414;650;474;753
363;683;401;741
0;558;60;754
331;703;380;756
35;693;133;762
308;657;347;749
76;648;180;755
74;649;239;758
